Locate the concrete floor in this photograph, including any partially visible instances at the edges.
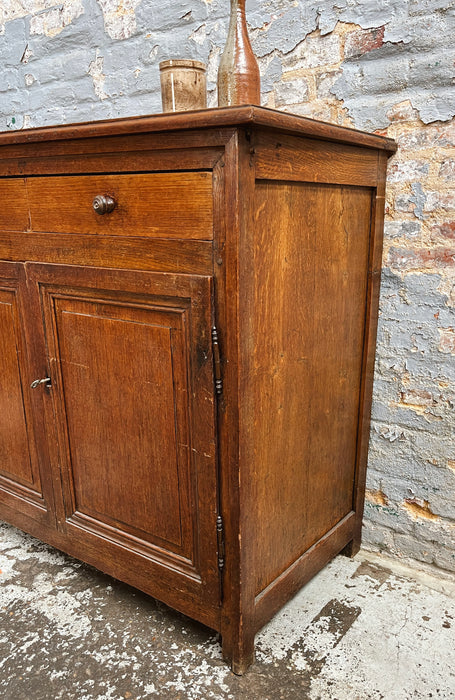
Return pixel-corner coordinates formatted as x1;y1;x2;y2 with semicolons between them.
1;521;454;700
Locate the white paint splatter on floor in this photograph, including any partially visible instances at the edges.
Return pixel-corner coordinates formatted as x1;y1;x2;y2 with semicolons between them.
1;521;454;699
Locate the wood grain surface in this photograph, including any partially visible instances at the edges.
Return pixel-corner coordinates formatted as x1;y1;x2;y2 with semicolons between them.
0;179;29;230
0;288;35;486
254;131;379;186
27;172;213;239
55;301;187;549
244;180;373;596
0;261;54;528
0;233;213;276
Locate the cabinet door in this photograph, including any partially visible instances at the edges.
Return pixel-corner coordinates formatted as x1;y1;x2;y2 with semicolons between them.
0;262;55;527
26;263;220;626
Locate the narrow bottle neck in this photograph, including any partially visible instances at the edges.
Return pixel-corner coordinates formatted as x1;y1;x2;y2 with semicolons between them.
231;0;246;12
230;0;246;24
218;0;261;105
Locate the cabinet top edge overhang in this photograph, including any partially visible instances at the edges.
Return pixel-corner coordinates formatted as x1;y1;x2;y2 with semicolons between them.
0;105;397;155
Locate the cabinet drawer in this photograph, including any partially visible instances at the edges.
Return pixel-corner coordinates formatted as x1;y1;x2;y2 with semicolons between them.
0;179;29;231
26;172;214;239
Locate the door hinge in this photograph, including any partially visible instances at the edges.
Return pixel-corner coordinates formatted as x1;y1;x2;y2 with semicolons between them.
216;514;225;572
211;326;223;396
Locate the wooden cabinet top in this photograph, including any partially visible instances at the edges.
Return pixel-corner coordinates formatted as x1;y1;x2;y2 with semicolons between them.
0;105;397;154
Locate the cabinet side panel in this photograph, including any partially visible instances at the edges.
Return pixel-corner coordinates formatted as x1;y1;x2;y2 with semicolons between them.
248;181;373;596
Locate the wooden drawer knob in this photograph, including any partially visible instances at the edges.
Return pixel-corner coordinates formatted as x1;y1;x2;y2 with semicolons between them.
93;194;116;215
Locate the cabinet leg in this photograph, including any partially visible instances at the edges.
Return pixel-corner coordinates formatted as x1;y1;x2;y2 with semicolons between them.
222;630;255;675
340;537;361;559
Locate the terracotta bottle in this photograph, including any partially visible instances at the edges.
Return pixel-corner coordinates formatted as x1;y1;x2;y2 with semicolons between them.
217;0;261;106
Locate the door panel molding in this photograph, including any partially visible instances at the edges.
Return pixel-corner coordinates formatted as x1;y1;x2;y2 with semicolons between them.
0;261;55;525
25;263;220;606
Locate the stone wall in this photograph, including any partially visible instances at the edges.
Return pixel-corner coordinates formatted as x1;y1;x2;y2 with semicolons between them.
1;0;454;574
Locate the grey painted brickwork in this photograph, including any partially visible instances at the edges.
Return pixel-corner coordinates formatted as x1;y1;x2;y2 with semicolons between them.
1;0;454;575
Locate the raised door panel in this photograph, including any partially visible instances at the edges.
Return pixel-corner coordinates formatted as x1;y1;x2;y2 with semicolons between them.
55;299;191;555
26;263;220;626
0;262;53;525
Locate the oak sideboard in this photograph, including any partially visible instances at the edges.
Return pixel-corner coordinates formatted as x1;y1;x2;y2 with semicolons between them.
0;106;396;673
